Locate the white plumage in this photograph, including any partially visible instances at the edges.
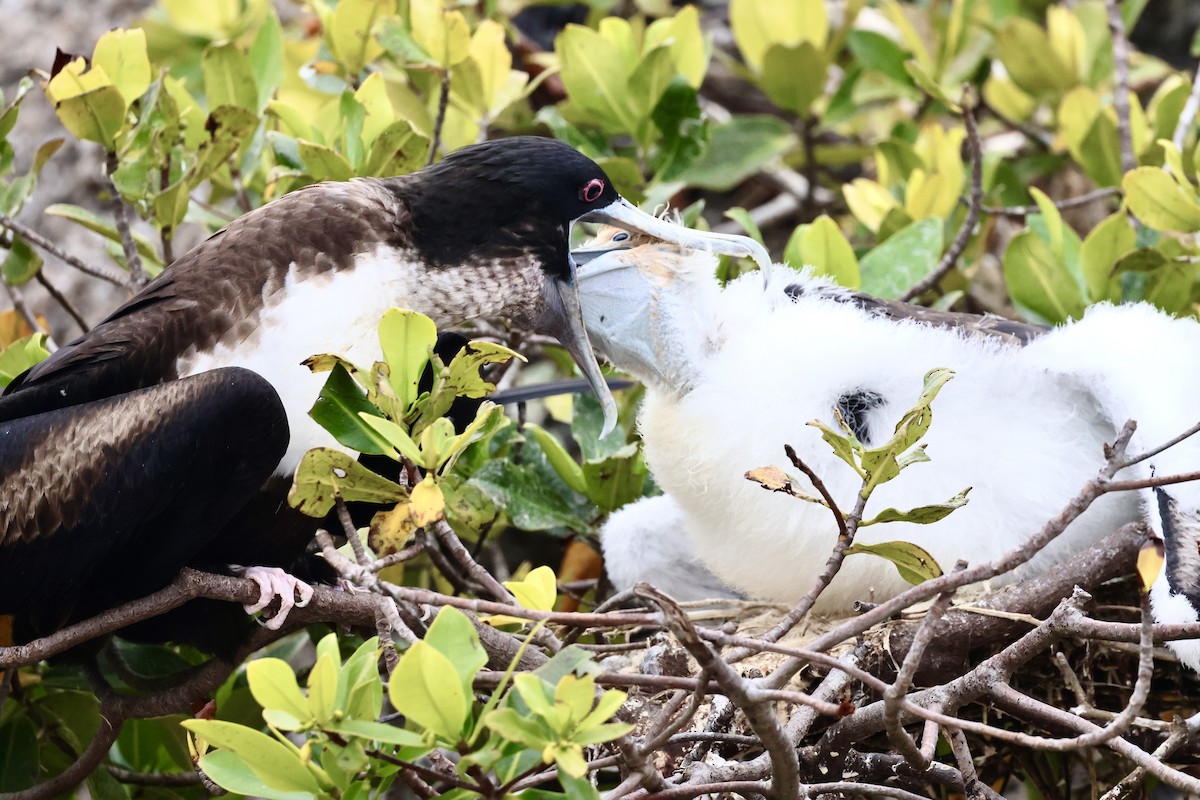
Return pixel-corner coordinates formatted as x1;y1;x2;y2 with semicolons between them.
577;232;1200;667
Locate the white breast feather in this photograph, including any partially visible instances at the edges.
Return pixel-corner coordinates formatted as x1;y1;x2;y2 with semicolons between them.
175;247;500;478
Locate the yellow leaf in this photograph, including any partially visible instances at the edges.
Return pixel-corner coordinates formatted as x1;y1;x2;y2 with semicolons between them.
729;0;822;73
843;178;899;232
92;28;151;108
643;5;709;88
410;0;469;68
1137;540;1165;594
467;19;510;113
328;0;387;75
354;72;393;144
505;565;557;612
368;476;444;555
903;169;946;220
46;57;113;102
1046;6;1086;84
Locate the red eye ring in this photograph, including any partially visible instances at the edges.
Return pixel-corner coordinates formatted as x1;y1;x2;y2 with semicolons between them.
580;178;605;203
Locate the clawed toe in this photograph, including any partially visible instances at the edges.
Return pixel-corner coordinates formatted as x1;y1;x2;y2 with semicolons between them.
241;566;313;629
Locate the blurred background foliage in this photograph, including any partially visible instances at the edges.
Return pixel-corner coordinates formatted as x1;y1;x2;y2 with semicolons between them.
1;0;1200;795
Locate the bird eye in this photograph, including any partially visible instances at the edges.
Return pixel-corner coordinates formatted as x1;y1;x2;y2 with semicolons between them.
612;231;630;242
580;178;605;203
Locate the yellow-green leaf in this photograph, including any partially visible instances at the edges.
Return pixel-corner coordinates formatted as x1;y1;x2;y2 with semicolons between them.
1003;231;1086;323
202;43;258;112
556;24;639;134
287;447;407;517
643;5;709;88
784;215;860;289
247;659;312;729
181;720;323;795
92;28;151;108
410;0;469;68
378;308;437;410
329;0;387;75
996;16;1074;96
1080;211;1135;300
1123;166;1200;233
845;540;943;584
387;641;468;741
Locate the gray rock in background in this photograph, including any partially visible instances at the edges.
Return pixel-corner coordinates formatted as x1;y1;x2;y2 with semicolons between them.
1;0;153;338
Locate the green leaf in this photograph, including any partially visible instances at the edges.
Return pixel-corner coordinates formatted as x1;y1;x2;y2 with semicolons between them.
484;707;548;749
0;715;38;791
628;46;676;134
858;218;944;300
247;659;313;729
1003;230;1086;323
557;24;639;134
329;719;427;747
859;368;954;496
341;637;385;721
1123;166;1200;233
0;334;49;388
310;363;391;455
807;418;864;476
846;31;914;86
845;541;944;584
288;447;407;517
675;115;796;191
307;653;338;725
783;215;859;289
862;488;971;526
297;139;354;182
471;453;590;534
996;16;1074;96
424;607;488;695
378;308;438;410
50;82;126;148
202;43;258;112
2;236;42;286
387;641;469;741
651;79;706;182
249;9;285;112
181;720;323;794
1080;211;1136;300
196;750;316;800
903;59;960;111
525;424;587;495
643;5;708;88
758;42;826;115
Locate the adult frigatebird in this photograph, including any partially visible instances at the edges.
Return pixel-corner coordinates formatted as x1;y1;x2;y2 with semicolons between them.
575;229;1200;670
0;137;769;650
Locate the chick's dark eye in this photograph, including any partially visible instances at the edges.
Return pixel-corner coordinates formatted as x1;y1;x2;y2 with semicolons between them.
612;231;630;242
580;178;605;203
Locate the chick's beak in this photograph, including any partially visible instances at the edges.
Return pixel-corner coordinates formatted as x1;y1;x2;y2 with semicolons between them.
539;251;620;436
582;197;773;271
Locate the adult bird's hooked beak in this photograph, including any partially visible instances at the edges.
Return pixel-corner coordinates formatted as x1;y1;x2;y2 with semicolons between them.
552;200;770;436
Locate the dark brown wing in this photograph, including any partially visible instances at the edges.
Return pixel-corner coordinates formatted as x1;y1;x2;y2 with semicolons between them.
0;178;410;422
0;368;287;636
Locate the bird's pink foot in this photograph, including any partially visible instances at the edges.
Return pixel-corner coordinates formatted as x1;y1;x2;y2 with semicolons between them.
242;566;314;630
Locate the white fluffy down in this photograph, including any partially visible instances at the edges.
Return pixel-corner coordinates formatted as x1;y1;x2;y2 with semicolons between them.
586;254;1200;620
599;494;744;602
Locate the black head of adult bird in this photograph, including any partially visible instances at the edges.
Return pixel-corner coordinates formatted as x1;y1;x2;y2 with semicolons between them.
0;136;769;652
